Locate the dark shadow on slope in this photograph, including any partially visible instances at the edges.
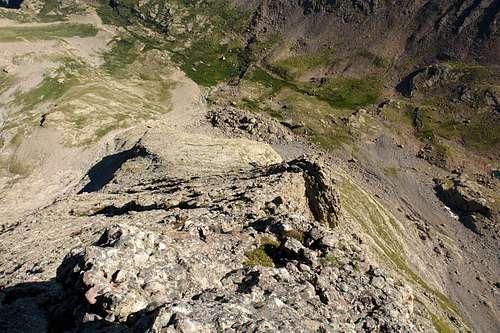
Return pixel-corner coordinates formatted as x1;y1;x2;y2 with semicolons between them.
78;144;150;194
0;281;60;333
0;279;162;333
0;0;23;9
91;200;166;217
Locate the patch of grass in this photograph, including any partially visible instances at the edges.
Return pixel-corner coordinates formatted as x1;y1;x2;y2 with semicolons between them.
0;9;30;22
319;254;341;267
339;178;461;320
310;131;352;151
172;38;245;86
408;104;499;153
7;157;31;177
101;37;141;78
95;0;135;26
238;98;284;121
383;166;399;177
244;247;275;267
243;236;280;267
461;114;500;151
14;72;79;110
357;49;391;69
270;49;336;80
247;67;300;96
284;229;305;243
96;0;252;87
0;71;15;96
0;0;84;22
95;123;122;139
437;113;500;151
196;0;251;35
37;0;87;22
448;61;493;83
240;72;357;151
317;77;382;109
0;23;98;42
431;314;455;333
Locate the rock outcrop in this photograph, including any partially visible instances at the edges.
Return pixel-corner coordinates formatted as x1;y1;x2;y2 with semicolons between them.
434;174;498;234
1;155;420;332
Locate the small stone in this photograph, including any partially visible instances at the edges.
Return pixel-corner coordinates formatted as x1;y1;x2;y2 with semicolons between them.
84;286;100;304
339;283;349;292
319;234;337;248
112;270;126;283
371;276;386;289
105;313;115;322
284;237;304;255
220;221;234;233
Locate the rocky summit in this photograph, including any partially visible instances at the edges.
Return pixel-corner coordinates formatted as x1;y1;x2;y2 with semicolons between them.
0;1;499;333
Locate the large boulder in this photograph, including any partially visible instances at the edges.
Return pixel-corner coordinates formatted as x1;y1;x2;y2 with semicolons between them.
434;174;498;234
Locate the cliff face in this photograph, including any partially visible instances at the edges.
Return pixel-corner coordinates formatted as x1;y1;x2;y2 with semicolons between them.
248;0;500;73
240;0;500;80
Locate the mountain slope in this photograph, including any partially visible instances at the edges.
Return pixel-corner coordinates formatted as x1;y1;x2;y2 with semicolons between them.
0;1;498;333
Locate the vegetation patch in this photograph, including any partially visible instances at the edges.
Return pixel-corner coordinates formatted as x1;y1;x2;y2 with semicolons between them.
0;23;98;42
269;49;336;80
284;229;305;243
356;49;391;69
172;39;245;87
38;0;87;22
406;103;499;153
101;37;141;78
3;153;32;177
431;314;455;333
243;236;280;267
0;0;85;22
319;254;341;267
383;166;399;177
438;113;500;151
247;66;300;96
241;70;356;150
96;0;252;86
317;77;382;109
0;71;15;96
338;177;462;323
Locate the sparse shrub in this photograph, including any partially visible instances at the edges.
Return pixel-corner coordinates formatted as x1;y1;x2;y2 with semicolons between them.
243;236;280;267
317;77;382;109
319;254;341;267
284;229;305;243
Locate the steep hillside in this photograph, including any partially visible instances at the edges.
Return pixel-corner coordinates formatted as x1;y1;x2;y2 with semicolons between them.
0;1;498;333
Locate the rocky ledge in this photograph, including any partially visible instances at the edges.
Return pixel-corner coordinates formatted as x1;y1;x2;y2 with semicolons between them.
1;157;419;332
434;174;498;235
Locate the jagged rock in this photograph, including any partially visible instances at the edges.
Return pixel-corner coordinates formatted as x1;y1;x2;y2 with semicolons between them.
434;174;498;234
208;106;295;144
291;159;342;227
417;143;447;168
18;156;417;332
283;237;304;255
397;64;455;98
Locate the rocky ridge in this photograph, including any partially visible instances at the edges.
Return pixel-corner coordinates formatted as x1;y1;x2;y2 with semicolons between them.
1;151;423;332
0;1;498;332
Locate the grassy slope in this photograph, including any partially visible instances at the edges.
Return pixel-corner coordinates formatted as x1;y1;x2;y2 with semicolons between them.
0;4;177;177
337;171;465;333
0;23;98;42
